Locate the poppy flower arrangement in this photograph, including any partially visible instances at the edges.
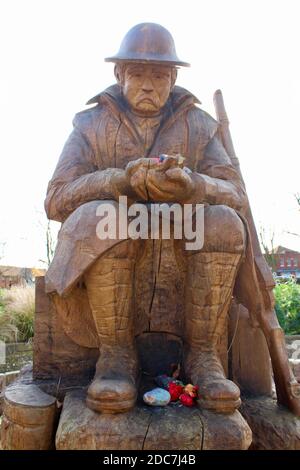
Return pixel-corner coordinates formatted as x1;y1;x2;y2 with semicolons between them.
155;375;199;407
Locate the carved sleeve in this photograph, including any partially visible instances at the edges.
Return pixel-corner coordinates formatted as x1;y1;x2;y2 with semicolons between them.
194;133;247;212
44;125;122;223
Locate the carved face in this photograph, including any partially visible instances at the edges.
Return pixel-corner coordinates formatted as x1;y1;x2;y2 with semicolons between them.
118;63;176;116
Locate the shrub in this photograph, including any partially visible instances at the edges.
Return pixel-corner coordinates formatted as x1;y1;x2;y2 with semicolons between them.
0;289;18;342
0;286;35;342
274;279;300;335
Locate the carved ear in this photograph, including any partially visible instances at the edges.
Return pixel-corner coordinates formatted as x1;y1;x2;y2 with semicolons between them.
171;68;178;89
114;64;124;86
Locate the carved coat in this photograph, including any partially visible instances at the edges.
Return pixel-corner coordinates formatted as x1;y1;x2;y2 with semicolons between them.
45;84;248;297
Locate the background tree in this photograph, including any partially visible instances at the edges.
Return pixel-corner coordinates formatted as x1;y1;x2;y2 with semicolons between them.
259;227;277;271
35;210;58;268
45;220;56;266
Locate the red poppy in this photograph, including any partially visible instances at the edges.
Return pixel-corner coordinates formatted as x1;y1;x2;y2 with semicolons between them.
168;381;184;401
179;393;195;407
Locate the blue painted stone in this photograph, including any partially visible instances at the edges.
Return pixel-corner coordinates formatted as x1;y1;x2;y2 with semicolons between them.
143;388;171;406
155;375;173;390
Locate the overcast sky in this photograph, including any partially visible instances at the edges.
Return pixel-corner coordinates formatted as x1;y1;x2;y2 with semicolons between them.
0;0;299;267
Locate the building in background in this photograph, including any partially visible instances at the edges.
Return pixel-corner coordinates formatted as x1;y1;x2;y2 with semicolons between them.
271;246;300;281
0;266;46;289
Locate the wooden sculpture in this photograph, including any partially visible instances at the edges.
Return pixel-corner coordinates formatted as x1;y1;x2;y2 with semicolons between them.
44;23;300;417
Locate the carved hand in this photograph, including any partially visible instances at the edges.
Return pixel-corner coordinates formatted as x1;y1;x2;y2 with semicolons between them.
123;156;207;204
125;158;154;200
110;159;155;201
146;159;195;202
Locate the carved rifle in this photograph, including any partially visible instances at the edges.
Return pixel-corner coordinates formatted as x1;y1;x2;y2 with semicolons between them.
213;89;300;416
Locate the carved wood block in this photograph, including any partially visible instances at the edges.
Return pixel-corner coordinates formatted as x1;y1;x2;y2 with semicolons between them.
33;276;98;386
33;275;229;394
240;397;300;450
55;390;252;450
201;409;252;450
229;302;272;396
134;239;185;336
0;373;57;450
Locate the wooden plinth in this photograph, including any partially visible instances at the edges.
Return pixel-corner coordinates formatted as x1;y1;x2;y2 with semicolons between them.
0;374;57;450
55;390;252;450
240;397;300;450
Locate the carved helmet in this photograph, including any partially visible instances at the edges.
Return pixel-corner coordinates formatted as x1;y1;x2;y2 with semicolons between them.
105;23;190;67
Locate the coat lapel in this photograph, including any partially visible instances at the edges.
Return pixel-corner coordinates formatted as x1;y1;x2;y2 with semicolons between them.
87;84;201;158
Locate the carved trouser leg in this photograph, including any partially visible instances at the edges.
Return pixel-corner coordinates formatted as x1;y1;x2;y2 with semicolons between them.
84;239;141;413
180;205;246;413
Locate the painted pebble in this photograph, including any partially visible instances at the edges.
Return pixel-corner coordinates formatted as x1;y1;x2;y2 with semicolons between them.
143;388;171;406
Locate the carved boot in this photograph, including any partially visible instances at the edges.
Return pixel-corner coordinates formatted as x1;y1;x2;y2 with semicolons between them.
184;251;242;413
84;241;140;413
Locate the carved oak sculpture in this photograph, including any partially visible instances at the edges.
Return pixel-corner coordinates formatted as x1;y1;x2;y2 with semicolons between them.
44;23;300;417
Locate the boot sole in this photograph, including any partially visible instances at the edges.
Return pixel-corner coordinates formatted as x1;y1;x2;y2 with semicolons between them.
86;395;136;414
197;397;241;414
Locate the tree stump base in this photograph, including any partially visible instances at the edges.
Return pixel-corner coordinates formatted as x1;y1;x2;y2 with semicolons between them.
0;367;58;450
240;396;300;450
55;389;252;450
3;376;300;450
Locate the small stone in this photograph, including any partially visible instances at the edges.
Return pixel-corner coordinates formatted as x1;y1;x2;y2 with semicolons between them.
143;388;171;406
155;375;173;389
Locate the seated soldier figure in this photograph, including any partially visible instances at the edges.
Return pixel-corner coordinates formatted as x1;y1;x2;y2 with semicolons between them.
45;23;248;414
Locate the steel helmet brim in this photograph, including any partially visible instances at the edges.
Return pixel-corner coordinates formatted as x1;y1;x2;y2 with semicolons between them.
105;56;190;68
105;23;190;68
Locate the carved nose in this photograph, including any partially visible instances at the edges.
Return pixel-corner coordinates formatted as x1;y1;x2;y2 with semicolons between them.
142;77;154;92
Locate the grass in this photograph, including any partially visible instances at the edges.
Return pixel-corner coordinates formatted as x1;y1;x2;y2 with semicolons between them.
0;286;35;342
0;290;18;342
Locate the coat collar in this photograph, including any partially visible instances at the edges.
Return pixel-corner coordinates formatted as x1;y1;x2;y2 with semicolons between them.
86;84;201;112
86;85;201;154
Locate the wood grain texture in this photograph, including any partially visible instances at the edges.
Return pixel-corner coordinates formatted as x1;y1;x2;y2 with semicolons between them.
55;390;251;450
240;397;300;450
39;21;300;418
42;51;252;416
33;276;99;388
0;369;57;450
228;302;273;396
201;409;252;450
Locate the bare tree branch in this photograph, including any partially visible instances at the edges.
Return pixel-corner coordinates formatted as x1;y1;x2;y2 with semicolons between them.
284;230;300;238
46;220;55;266
259;226;277;270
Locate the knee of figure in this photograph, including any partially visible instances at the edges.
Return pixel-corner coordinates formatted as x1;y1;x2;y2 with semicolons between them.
203;205;246;253
109;238;142;259
84;238;141;282
74;199;116;217
96;239;142;262
62;200;114;230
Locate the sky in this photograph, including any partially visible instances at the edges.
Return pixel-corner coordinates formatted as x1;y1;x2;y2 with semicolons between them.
0;0;299;267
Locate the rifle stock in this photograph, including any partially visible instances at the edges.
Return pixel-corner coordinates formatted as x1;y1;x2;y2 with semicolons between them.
213;89;300;416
